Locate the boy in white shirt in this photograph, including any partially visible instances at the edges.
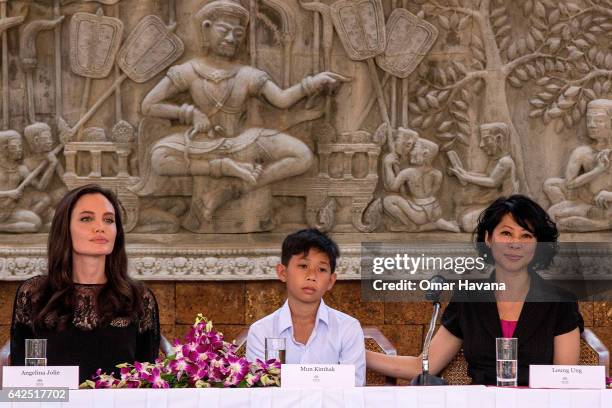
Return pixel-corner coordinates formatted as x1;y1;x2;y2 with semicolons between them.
246;229;366;386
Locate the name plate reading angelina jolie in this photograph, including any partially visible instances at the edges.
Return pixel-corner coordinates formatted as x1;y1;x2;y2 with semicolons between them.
2;366;79;389
529;365;605;389
281;364;355;388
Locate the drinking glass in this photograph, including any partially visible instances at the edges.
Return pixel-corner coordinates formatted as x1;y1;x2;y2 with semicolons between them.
25;339;47;366
265;337;286;364
496;337;517;386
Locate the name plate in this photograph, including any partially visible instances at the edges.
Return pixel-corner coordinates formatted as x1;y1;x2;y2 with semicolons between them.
529;365;605;389
2;366;79;389
281;364;355;388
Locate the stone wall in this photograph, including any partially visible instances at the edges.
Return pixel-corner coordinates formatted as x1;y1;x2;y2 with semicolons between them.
1;0;612;242
1;280;609;376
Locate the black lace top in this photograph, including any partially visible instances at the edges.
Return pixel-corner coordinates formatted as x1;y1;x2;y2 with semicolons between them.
10;276;160;383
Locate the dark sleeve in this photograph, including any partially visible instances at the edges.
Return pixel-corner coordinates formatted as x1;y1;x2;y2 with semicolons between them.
10;322;32;366
135;288;160;363
553;301;584;336
10;277;42;366
440;300;463;339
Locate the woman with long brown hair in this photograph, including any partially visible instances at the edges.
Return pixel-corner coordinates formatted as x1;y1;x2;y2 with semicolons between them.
10;184;159;383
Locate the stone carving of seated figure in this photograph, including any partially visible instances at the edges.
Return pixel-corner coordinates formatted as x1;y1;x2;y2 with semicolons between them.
449;122;519;232
0;130;42;232
383;130;459;232
133;0;348;232
21;122;66;229
543;99;612;231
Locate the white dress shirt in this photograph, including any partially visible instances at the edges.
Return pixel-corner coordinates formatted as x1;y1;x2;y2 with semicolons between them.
246;299;366;386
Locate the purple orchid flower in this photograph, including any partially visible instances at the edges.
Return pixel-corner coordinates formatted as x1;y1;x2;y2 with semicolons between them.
168;356;190;381
145;367;169;389
85;315;281;390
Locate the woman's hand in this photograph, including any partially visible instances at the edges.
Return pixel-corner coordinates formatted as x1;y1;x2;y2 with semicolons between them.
553;328;580;365
365;326;462;380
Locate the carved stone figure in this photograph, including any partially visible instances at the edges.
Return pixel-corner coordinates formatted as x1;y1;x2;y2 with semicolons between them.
0;131;42;233
382;129;458;232
543;99;612;232
133;197;189;234
22;122;66;228
449;122;519;232
133;0;348;233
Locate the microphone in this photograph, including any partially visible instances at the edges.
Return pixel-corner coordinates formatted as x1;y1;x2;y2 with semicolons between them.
411;275;447;386
425;274;445;303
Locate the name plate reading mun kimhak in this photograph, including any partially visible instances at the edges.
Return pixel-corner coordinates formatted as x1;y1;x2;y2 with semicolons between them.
281;364;355;389
2;366;79;389
529;365;605;389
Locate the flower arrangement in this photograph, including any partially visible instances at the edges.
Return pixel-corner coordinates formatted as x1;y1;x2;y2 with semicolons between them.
81;314;281;389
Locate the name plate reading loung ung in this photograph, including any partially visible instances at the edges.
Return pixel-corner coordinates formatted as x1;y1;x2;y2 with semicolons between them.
281;364;355;389
2;366;79;389
529;365;605;389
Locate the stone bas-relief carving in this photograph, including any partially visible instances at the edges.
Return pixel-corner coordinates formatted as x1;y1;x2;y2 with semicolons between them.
0;130;42;232
544;99;612;231
448;123;519;232
0;243;606;281
21;122;66;229
0;126;67;233
0;0;610;252
133;0;349;233
383;128;459;232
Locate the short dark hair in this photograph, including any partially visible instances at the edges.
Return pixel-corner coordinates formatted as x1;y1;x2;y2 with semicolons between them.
474;195;559;272
281;228;340;272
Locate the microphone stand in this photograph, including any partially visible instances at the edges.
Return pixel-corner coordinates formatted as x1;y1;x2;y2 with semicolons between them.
411;300;447;386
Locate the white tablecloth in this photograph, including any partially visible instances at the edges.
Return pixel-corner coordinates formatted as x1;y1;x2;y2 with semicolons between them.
2;386;611;408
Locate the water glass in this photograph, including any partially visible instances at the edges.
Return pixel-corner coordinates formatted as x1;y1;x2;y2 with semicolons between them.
265;337;286;364
496;337;517;386
25;338;47;366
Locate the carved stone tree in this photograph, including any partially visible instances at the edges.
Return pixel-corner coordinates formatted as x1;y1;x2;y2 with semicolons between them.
404;0;612;196
519;0;612;129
